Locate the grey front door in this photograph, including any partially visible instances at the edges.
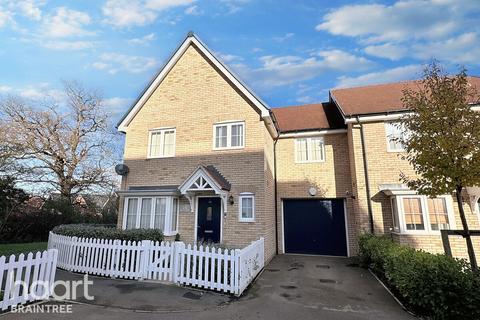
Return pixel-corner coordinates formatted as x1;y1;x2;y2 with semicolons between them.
197;197;221;243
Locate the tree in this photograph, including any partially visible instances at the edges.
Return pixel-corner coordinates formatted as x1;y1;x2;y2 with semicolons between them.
0;176;29;234
398;62;480;271
0;81;119;201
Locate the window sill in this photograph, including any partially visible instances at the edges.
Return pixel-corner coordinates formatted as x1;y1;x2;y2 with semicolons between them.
295;160;326;164
212;146;245;151
163;231;178;237
239;219;255;223
386;149;406;153
146;155;175;159
392;231;444;236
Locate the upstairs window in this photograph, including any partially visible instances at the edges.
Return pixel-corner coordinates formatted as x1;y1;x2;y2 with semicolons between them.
385;122;407;152
295;137;325;163
148;128;176;158
213;121;244;149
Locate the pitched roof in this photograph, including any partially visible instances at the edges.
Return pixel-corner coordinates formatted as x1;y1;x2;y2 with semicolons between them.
117;32;271;132
330;76;480;117
203;165;231;191
272;103;346;133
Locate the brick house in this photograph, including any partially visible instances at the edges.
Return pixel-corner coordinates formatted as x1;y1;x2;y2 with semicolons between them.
116;33;480;263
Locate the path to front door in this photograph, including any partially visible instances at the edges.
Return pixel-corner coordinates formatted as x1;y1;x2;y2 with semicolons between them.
197;197;221;243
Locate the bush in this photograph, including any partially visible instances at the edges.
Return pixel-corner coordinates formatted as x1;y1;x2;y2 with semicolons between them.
359;234;480;319
52;224;164;242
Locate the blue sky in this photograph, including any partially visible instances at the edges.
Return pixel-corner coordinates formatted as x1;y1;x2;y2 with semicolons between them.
1;0;480;125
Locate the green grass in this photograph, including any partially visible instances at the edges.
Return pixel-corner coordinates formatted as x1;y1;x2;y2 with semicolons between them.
0;242;48;258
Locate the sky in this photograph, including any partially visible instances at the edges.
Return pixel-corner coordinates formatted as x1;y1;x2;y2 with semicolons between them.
1;0;480;126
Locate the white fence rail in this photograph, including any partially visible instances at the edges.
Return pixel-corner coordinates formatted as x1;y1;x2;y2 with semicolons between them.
48;232;264;295
0;249;58;311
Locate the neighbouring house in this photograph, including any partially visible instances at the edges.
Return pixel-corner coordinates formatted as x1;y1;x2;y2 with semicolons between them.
116;32;480;263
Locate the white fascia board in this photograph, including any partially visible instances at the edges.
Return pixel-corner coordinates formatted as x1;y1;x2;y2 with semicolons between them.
117;34;271;132
279;129;347;139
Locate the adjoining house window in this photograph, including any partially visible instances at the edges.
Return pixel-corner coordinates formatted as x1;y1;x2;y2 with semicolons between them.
213;121;245;149
123;196;179;235
427;198;450;230
295;137;325;163
402;197;425;230
391;195;454;234
148;128;176;158
239;193;255;222
385;122;407;152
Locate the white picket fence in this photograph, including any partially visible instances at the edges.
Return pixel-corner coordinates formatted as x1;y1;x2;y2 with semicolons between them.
0;249;58;311
48;232;264;295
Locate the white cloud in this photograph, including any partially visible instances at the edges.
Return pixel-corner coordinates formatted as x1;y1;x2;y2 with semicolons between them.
216;52;242;63
42;7;93;38
103;97;133;116
92;53;158;74
42;40;95;50
220;0;250;14
4;83;64;100
102;0;195;27
336;64;422;88
0;85;12;93
273;32;294;42
233;50;373;89
364;43;408;61
127;33;156;45
0;10;12;28
16;0;44;20
316;0;479;43
185;5;202;15
413;32;480;64
145;0;195;11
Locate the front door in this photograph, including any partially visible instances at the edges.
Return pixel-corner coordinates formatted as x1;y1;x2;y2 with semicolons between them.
197;197;221;243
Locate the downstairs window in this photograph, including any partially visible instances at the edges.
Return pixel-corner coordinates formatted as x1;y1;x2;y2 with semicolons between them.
123;196;179;235
390;195;455;234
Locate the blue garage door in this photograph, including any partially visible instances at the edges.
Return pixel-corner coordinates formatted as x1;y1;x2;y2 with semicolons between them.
283;199;347;256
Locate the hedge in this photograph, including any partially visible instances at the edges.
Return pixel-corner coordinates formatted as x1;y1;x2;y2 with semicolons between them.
359;234;480;319
52;224;164;242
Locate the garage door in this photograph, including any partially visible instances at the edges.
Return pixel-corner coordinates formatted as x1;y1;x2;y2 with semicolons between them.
283;199;347;256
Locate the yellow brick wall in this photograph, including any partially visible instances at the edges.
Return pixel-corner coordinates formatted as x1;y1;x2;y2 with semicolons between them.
275;133;357;255
117;43;276;261
349;121;480;262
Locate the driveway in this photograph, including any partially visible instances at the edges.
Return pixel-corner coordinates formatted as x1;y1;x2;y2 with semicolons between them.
1;255;415;320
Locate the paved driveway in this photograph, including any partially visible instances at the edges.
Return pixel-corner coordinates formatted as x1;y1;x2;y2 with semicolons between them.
1;255;415;320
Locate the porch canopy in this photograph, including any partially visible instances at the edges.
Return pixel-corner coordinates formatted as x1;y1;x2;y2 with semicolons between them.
466;186;480;214
179;165;231;213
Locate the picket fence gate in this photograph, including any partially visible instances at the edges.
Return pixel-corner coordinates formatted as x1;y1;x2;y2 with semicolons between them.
0;249;58;311
48;232;264;295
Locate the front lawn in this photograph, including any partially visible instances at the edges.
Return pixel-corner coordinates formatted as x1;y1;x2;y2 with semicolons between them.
0;242;48;257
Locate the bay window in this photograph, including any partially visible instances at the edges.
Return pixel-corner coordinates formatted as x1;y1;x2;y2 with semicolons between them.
390;195;454;234
123;196;179;235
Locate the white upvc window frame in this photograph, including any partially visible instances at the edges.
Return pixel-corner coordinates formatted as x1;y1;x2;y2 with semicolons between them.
213;121;245;150
239;193;255;222
122;196;179;236
294;136;325;163
391;194;456;235
385;122;406;153
147;127;176;158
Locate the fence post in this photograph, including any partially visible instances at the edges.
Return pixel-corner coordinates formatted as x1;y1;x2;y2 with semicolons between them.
234;249;241;296
441;230;453;257
172;242;184;283
139;240;151;280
